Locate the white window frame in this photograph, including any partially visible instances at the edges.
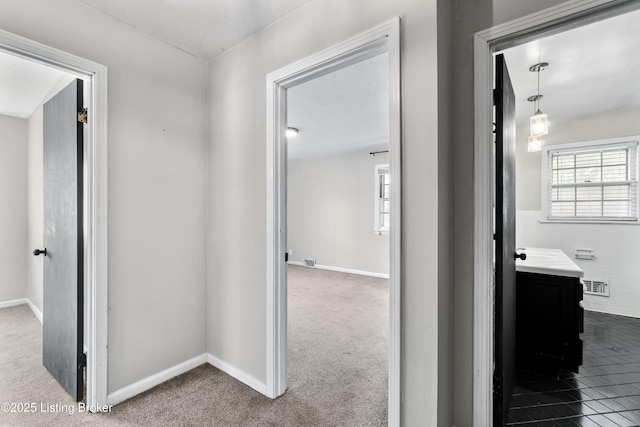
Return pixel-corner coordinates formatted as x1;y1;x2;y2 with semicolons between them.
374;164;390;234
541;136;640;224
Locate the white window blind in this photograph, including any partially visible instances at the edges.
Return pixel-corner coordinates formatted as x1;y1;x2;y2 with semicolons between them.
546;141;638;221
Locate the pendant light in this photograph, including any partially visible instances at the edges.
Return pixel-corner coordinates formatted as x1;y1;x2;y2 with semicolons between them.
527;94;544;152
528;62;549;137
527;134;544;152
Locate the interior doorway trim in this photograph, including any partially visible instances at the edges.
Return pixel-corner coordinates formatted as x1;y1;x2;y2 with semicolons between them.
0;29;108;407
265;17;401;426
473;0;640;424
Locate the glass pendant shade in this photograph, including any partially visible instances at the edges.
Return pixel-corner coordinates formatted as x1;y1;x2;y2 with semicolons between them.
528;134;544;152
530;110;548;136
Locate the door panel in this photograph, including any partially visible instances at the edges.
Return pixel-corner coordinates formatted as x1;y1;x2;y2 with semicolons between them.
42;79;84;401
494;53;517;426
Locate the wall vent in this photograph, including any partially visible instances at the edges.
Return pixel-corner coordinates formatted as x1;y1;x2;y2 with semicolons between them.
583;278;610;297
303;259;316;267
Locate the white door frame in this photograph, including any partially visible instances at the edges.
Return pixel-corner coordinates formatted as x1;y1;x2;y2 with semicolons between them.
473;0;640;424
265;18;401;426
0;29;109;407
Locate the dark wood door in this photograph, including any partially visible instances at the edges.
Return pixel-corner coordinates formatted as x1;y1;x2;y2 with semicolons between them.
494;53;517;426
42;79;84;401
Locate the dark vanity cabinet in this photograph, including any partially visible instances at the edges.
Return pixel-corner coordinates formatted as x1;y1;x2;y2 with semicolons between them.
516;271;584;374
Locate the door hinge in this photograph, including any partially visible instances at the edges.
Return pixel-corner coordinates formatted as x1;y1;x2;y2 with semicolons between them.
78;352;87;370
77;108;88;124
285;252;289;262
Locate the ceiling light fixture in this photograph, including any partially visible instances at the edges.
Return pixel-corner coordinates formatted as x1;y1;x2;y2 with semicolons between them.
527;134;544;152
528;62;549;141
286;127;299;138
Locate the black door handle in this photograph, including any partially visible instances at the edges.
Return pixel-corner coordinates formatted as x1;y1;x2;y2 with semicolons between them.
33;248;47;257
514;252;526;261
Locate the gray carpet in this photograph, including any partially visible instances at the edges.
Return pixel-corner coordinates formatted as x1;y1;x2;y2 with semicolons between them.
0;265;388;426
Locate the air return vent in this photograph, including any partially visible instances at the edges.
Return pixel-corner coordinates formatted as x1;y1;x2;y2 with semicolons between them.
304;259;316;267
583;278;610;297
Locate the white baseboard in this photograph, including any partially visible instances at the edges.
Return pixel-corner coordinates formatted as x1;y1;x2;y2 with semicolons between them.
0;298;44;323
206;353;268;395
106;353;269;407
26;299;43;324
583;307;640;320
107;354;207;406
288;261;389;279
0;298;28;309
0;298;42;324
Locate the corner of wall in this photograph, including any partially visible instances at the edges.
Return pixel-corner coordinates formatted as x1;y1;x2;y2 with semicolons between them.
437;0;454;424
451;0;493;425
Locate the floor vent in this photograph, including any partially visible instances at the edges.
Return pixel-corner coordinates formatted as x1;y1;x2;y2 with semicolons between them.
303;259;316;267
583;278;610;297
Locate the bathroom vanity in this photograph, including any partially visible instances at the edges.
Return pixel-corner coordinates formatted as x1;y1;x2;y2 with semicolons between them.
515;248;585;374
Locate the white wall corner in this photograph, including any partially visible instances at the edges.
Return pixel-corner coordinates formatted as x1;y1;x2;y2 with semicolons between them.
206;353;268;396
106;353;269;407
26;298;43;323
106;354;207;406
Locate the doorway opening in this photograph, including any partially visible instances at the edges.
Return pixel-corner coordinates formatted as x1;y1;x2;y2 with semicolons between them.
0;30;108;407
285;50;390;424
474;1;640;425
266;18;401;426
497;9;640;424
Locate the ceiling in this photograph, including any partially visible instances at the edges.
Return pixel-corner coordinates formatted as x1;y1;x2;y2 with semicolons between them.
502;8;640;127
2;4;640;147
77;0;313;59
286;53;389;160
0;53;72;119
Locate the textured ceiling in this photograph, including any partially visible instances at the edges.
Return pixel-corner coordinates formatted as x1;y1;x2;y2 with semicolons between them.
78;0;313;59
502;8;640;127
0;53;72;119
287;53;389;160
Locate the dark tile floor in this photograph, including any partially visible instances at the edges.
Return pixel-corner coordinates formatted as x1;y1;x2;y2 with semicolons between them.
508;310;640;426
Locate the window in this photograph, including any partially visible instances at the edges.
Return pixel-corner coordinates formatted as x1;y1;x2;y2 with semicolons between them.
374;164;390;234
542;137;639;222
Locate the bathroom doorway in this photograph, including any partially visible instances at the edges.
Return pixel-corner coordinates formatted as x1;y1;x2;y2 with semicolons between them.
474;1;640;425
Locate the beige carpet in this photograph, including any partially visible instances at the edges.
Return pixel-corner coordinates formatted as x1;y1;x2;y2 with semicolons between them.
0;265;388;426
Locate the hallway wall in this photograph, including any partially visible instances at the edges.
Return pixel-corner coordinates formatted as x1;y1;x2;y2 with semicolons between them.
206;0;453;423
0;114;27;303
0;0;208;395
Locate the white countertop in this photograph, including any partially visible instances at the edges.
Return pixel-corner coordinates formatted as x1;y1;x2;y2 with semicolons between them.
515;247;584;278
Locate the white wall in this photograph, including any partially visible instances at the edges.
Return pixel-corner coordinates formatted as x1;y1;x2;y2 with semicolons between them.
288;149;389;276
0;0;208;394
0;114;28;303
517;107;640;211
207;0;450;423
517;211;640;318
27;106;43;312
493;0;565;25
